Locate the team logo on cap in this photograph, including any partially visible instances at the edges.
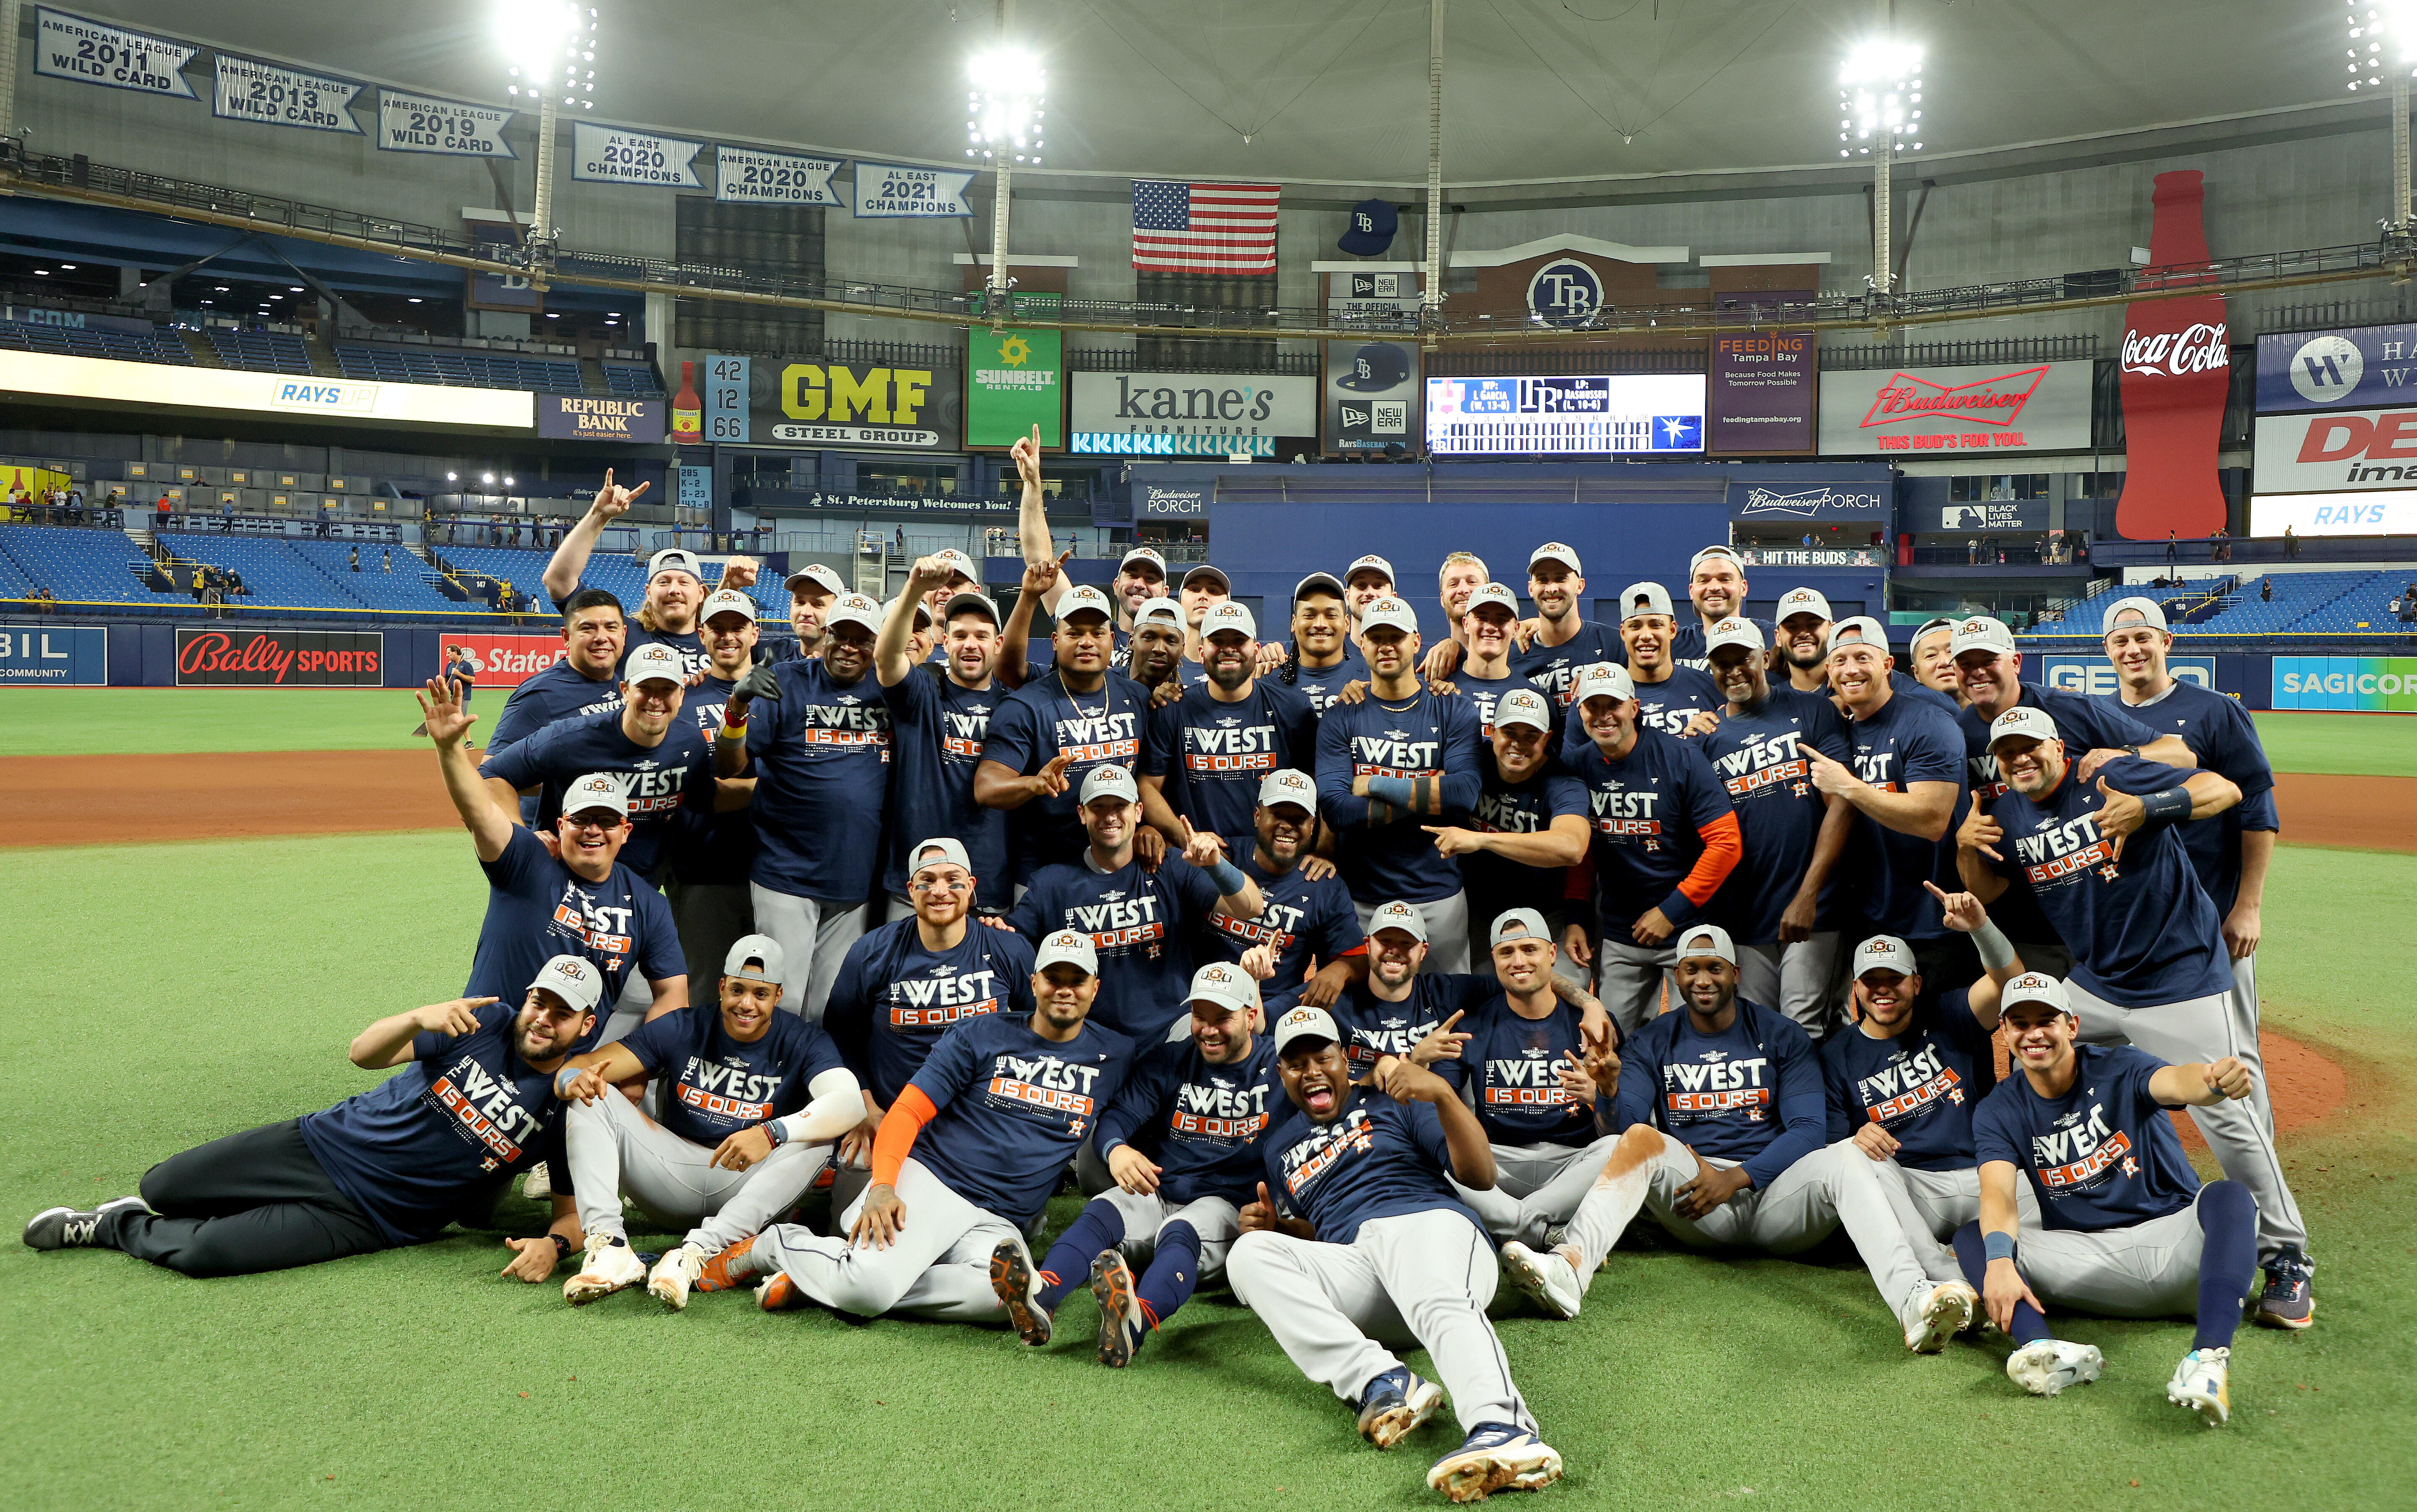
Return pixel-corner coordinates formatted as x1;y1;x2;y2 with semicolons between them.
1867;939;1898;957
1200;965;1236;985
1280;1007;1322;1030
574;776;615;798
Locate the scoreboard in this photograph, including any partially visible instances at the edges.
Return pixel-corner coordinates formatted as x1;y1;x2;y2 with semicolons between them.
1425;374;1706;456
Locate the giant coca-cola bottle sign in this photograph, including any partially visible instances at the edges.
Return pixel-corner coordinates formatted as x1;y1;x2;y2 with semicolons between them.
2115;171;2231;539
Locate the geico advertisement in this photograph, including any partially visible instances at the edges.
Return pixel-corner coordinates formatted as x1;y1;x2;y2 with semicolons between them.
2035;654;2216;700
0;350;534;429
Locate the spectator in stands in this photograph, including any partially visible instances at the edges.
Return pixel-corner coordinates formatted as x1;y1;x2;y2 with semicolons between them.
2260;578;2273;603
154;494;171;528
227;570;246;599
382;547;391;573
1966;537;1980;565
2165;529;2177;563
2284;524;2300;559
349;545;361;573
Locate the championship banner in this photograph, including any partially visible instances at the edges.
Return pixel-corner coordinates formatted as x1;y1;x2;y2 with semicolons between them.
0;625;107;685
1817;360;2092;455
34;7;198;98
749;358;959;450
853;160;975;218
965;330;1062;448
571;122;704;187
1069;372;1315;458
450;634;567;690
175;628;382;687
378;89;516;158
716;146;842;205
213;54;362;133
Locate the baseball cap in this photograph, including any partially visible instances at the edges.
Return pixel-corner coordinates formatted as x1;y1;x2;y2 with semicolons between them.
1258;767;1317;810
926;549;977;583
1909;615;1958;648
1987;705;2061;750
1775;587;1833;624
700;588;758;625
722;933;786;985
1201;600;1257;640
1366;898;1429;942
1293;570;1347;601
1344;553;1396;586
1949;614;2017;658
1131;597;1184;632
1463;582;1521;617
1492;686;1553;731
1338;197;1400;256
898;594;934;629
1825;616;1891;656
1335;344;1412;392
1186;960;1257;1016
647;547;703;583
1687;544;1744;577
1851;934;1915;980
784;562;845;596
622;640;686;686
1529;541;1583;574
942;590;1001;625
825;593;884;637
530;955;606;1015
1358;596;1419;637
1181;564;1231;594
1079;764;1139;806
1675;924;1737;965
562;771;630;820
1999;971;2072;1016
1117;546;1169;578
1035;929;1100;977
2102;596;2170;635
1619;581;1674;621
1572;661;1637;704
1056;584;1115;623
1706;616;1764;654
908;836;973;876
1489;907;1550;947
1271;1003;1343;1055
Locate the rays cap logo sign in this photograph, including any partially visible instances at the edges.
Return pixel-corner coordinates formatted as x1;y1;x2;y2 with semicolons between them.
1525;259;1603;327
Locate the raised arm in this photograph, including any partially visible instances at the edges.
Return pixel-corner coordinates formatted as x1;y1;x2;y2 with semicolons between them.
1807;746;1956;842
999;549;1066;690
418;677;514;861
1925;880;2025;1026
1010;427;1067;614
542;469;649;602
878;558;952;687
349;996;494;1069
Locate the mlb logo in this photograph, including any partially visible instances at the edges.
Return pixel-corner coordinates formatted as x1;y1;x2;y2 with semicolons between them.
1371;401;1406;435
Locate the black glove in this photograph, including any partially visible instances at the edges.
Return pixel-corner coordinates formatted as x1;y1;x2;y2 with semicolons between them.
734;660;782;703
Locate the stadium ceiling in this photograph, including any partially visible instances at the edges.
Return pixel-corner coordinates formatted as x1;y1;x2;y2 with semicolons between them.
76;0;2378;197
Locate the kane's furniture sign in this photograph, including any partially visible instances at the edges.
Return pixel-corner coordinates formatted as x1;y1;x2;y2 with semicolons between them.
1069;372;1314;457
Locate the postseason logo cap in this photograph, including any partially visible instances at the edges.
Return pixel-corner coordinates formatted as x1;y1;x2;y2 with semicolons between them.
1186;961;1257;1015
1949;614;2017;658
1272;1003;1343;1055
926;548;977;584
623;640;687;687
1257;767;1317;810
1492;686;1553;731
1079;764;1140;806
825;593;884;636
647;547;703;583
784;562;845;596
531;955;606;1016
1825;616;1890;657
2000;971;2072;1015
1057;584;1115;623
1776;587;1833;624
1529;541;1583;575
1201;600;1257;640
1367;899;1429;943
1464;581;1522;617
942;590;1001;626
1489;907;1550;947
1344;553;1396;587
1181;563;1231;593
1620;581;1675;621
1706;616;1764;654
1118;546;1169;578
722;932;786;985
1688;544;1744;576
1293;570;1347;601
2102;596;2170;635
1131;597;1184;632
1851;934;1915;980
909;836;973;877
1357;596;1419;637
1988;705;2061;750
563;771;630;820
1909;615;1958;647
700;588;758;624
1676;924;1738;965
1572;661;1637;704
1035;929;1100;977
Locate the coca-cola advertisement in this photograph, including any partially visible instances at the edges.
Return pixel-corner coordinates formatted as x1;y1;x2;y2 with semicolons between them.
2115;170;2232;539
1817;360;2091;455
450;633;568;689
175;628;383;687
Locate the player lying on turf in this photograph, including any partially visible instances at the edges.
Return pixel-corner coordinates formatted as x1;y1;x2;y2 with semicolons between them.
23;959;605;1282
548;934;868;1310
1956;973;2263;1428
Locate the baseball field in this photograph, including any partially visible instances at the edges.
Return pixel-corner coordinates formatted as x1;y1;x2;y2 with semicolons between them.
3;688;2412;1511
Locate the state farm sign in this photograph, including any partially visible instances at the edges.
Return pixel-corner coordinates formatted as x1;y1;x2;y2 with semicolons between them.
451;633;568;689
2250;404;2417;494
1817;359;2092;455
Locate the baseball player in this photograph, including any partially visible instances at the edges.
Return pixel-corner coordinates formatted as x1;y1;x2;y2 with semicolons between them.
709;931;1133;1329
1669;544;1771;673
1614;580;1724;740
1272;571;1368;713
1421;549;1492;678
1015;426;1164;648
1509;541;1623;708
1418;688;1589;986
1316;596;1484;970
550;935;865;1309
1009;765;1264;1040
1956;973;2263;1426
782;561;845;660
660;588;765;1011
975;583;1149;884
1342;552;1399;632
1771;589;1960;716
1198;768;1362;1010
715;591;894;1022
1326;899;1496;1079
876;562;1016;923
1955;705;2311;1324
482;588;629;822
1173;563;1233;685
1441;582;1549;737
1561;662;1743;1033
24;958;604;1281
1125;596;1188;693
1906;617;1964;707
997;961;1280;1366
1139;599;1318;856
1227;1004;1565;1502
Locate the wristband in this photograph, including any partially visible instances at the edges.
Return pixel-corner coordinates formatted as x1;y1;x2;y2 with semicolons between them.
763;1119;788;1150
1970;916;2019;975
553;1067;584;1097
1983;1231;2017;1264
548;1234;571;1257
1366;775;1413;808
2137;786;2193;826
717;716;747;737
1205;858;1248;895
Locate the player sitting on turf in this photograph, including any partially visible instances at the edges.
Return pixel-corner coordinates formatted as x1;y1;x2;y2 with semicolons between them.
705;932;1134;1327
1227;1005;1564;1504
548;934;868;1310
995;960;1280;1366
1955;973;2262;1427
23;959;605;1282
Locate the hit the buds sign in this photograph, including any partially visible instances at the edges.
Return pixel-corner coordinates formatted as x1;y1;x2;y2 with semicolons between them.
1817;360;2090;455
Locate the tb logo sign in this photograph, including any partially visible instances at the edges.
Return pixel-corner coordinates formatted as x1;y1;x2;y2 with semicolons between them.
1526;259;1602;326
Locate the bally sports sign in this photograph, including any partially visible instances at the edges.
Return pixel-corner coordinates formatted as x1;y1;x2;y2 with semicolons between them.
1817;360;2092;455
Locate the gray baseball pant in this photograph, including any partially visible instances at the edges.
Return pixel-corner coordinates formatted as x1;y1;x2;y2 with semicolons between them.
755;1157;1015;1322
1736;933;1843;1040
1227;1210;1536;1435
1094;1189;1244;1285
2003;1190;2219;1318
2227;950;2274;1134
2065;979;2305;1258
1449;1136;1624;1252
1857;1154;2040;1287
563;1093;828;1253
1355;893;1470;975
748;885;869;1022
1592;937;1676;1036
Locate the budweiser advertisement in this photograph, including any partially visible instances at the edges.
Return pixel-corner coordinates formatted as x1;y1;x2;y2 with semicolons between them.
2115;170;2231;539
2249;405;2417;495
1817;360;2091;455
175;628;383;687
449;633;569;689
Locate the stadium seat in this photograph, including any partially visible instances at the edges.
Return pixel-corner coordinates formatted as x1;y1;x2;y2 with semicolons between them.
282;539;461;612
602;362;664;397
0;524;163;603
0;317;195;366
333;342;585;395
2190;570;2388;635
203;328;315;376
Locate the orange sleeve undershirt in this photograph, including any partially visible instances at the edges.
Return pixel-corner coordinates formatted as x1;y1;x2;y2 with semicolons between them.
870;1084;938;1189
1676;810;1744;908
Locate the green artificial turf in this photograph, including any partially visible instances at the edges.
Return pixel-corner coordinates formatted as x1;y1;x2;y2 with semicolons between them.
0;688;437;756
2252;711;2417;778
2;834;2412;1511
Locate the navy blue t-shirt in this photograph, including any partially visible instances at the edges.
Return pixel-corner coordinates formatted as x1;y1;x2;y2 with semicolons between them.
2101;680;2279;916
1328;973;1499;1080
1010;854;1224;1039
907;1013;1134;1228
1959;684;2160;806
1200;851;1363;1001
1436;996;1597;1148
980;669;1149;882
1841;687;1967;940
478;707;713;880
1140;679;1319;853
1630;665;1726;741
1315;687;1484;905
1614;998;1826;1192
1701;686;1851;944
619;627;708;680
1820;989;1993;1171
744;657;892;903
1671;615;1775;674
1460;750;1588;926
464;827;683;1048
881;668;1013;910
1095;1033;1283;1206
299;1002;570;1244
617;1007;847;1146
1283;645;1369;716
1892;669;1962;717
823;919;1039;1104
1973;1044;2200;1232
1987;756;2233;1007
665;673;756;886
486;658;623;757
1510;621;1623;708
1567;724;1735;929
1261;1090;1487;1246
1445;666;1549;739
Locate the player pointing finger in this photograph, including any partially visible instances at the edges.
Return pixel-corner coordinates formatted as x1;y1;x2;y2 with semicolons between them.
1408;1009;1469;1067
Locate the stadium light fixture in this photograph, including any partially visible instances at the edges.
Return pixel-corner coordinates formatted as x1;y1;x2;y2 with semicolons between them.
495;0;596;265
2348;1;2417;227
965;44;1045;306
1838;36;1922;296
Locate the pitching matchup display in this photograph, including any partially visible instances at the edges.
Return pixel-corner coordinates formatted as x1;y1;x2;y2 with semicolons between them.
1425;375;1707;456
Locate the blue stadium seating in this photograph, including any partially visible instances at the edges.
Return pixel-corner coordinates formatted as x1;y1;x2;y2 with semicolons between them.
440;546;559;604
159;532;366;610
439;544;787;618
602;362;664;397
281;539;461;612
0;524;163;602
205;328;315;375
0;550;34;600
334;343;584;394
2191;570;2393;635
0;317;194;365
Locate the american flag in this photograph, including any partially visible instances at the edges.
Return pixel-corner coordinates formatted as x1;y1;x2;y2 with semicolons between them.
1132;180;1280;274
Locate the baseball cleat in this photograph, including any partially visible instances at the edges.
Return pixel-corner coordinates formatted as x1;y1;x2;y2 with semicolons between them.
757;1270;801;1311
1500;1240;1583;1321
648;1243;707;1311
2006;1339;2103;1397
521;1162;553;1200
2255;1252;2315;1330
21;1196;146;1252
989;1239;1053;1346
1906;1281;1980;1354
562;1237;646;1305
696;1236;757;1293
1354;1366;1444;1450
1089;1250;1147;1368
2166;1346;2231;1427
1425;1423;1564;1502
